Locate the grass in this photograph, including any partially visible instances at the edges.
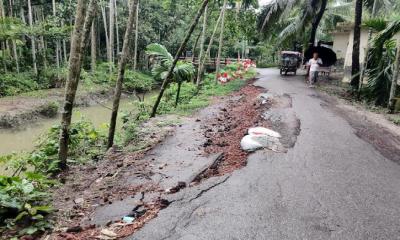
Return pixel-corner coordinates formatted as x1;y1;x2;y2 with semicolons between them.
388;115;400;125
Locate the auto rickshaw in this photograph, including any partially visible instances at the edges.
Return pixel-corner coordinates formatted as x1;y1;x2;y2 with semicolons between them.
279;51;302;75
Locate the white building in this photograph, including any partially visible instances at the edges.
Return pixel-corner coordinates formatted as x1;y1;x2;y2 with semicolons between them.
332;22;400;83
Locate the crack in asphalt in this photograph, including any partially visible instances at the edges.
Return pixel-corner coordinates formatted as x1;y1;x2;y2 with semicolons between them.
188;175;231;203
183;200;210;227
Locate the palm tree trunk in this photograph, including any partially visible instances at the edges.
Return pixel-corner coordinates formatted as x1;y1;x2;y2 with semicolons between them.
175;81;182;108
351;0;363;89
197;5;224;86
101;6;110;63
109;0;115;70
151;0;210;117
53;0;61;71
62;20;68;64
196;4;208;86
58;0;97;169
27;0;38;75
107;0;139;148
309;0;328;46
91;21;97;73
388;38;400;113
114;0;120;55
215;0;228;82
358;0;378;97
133;0;139;70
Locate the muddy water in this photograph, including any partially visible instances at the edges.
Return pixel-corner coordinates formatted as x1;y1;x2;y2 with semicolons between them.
0;94;155;156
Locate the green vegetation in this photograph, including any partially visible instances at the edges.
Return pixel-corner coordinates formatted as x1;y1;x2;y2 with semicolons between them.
0;173;55;237
3;120;105;176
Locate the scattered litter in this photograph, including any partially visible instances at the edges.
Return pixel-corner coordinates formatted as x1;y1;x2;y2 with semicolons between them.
66;225;83;233
73;198;84;205
165;181;187;194
100;229;117;238
122;216;135;224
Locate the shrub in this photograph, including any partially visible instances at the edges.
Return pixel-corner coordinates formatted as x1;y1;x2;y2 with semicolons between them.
5;120;106;175
0;72;39;97
0;173;55;237
124;70;155;93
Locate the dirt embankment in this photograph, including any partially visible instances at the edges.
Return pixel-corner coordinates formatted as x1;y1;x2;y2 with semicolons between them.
0;87;113;129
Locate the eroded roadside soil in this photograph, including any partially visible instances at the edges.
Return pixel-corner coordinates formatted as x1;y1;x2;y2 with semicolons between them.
41;76;305;240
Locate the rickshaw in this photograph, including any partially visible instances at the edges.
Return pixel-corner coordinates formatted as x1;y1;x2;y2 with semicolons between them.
279;51;302;75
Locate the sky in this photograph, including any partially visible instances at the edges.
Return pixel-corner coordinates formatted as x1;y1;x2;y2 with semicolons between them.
259;0;271;6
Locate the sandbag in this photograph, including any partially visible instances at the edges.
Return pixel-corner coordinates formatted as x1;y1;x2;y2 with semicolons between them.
240;135;264;152
241;127;282;152
248;127;281;138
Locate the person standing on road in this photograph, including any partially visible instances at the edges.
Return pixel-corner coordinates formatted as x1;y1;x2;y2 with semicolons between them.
306;52;323;87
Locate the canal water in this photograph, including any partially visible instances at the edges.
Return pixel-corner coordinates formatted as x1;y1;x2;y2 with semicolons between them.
0;96;154;156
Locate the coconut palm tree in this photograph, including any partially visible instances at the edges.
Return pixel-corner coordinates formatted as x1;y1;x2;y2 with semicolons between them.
146;43;195;107
364;19;400;106
150;0;209;117
258;0;351;47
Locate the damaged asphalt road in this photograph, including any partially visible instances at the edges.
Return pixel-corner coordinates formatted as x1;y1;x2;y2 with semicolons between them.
128;68;400;240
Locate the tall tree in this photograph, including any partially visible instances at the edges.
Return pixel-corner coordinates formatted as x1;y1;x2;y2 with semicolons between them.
27;0;37;75
196;4;208;86
133;0;139;70
215;0;228;82
151;0;210;117
109;0;115;70
309;0;328;46
58;0;97;169
358;0;378;96
101;5;110;63
91;21;96;72
114;0;120;54
53;0;61;71
197;5;224;86
107;0;139;148
351;0;363;89
389;38;400;112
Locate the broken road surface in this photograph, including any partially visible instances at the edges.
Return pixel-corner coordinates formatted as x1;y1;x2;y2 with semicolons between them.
128;68;400;240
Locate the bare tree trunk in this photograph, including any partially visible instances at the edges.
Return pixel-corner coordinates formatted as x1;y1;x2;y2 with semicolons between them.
107;0;138;148
358;0;378;97
0;0;6;73
215;0;227;82
62;20;68;64
91;21;97;73
151;0;210;117
197;5;223;86
114;0;120;55
58;0;97;169
101;5;110;66
196;4;208;86
27;0;38;75
133;0;139;70
389;38;400;113
351;0;363;89
309;0;327;46
12;40;19;72
191;31;201;61
109;0;115;70
53;0;61;71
